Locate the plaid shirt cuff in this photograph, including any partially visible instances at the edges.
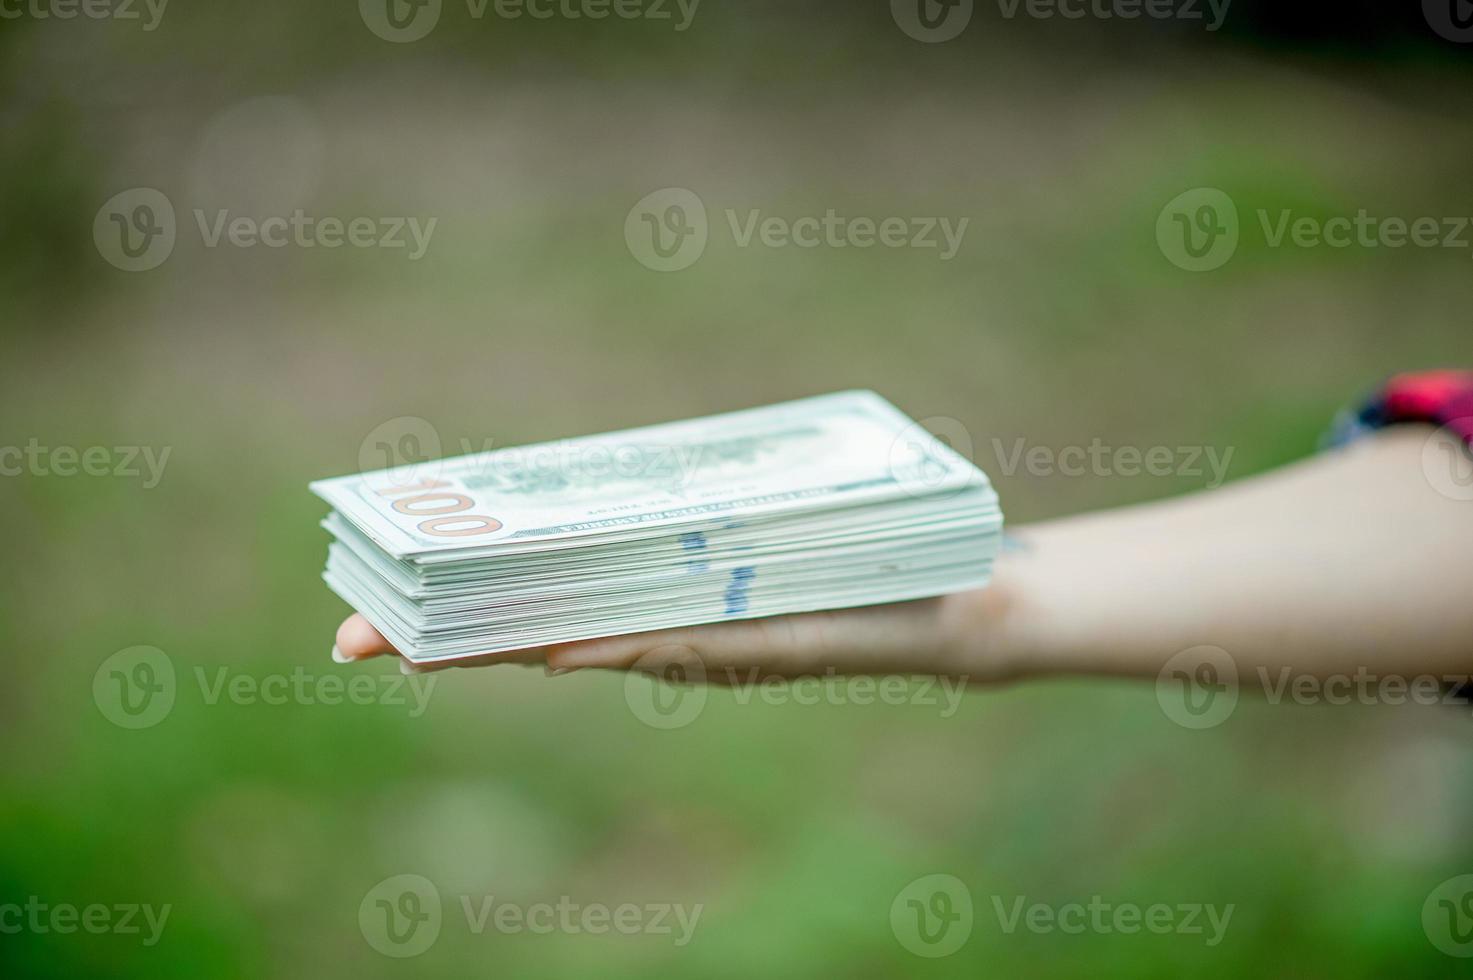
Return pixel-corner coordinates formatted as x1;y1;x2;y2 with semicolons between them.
1328;370;1473;449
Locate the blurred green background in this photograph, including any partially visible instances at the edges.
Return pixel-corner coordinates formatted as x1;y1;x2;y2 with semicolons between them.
4;2;1473;976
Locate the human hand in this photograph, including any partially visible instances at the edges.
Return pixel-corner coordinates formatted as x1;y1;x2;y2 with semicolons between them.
331;584;1021;684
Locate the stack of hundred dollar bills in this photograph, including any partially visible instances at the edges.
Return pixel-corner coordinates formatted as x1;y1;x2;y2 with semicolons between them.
311;391;1003;665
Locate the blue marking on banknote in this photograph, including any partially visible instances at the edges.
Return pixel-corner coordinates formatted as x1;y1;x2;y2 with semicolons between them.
681;531;711;573
724;566;755;614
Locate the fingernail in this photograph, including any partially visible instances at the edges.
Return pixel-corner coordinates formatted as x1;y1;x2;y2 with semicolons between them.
331;644;352;664
400;659;420;675
545;665;579;677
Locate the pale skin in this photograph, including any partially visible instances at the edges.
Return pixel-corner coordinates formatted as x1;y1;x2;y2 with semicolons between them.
332;427;1473;686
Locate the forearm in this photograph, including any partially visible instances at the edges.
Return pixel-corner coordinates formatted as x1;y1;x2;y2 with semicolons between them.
976;427;1473;684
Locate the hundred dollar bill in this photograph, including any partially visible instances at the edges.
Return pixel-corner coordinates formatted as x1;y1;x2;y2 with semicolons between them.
311;390;990;560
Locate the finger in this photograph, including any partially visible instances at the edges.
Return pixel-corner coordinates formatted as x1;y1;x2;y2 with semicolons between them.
542;622;813;682
334;614;399;662
544;601;945;679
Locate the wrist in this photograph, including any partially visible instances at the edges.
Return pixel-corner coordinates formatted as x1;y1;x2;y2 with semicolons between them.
943;545;1052;684
951;523;1136;684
